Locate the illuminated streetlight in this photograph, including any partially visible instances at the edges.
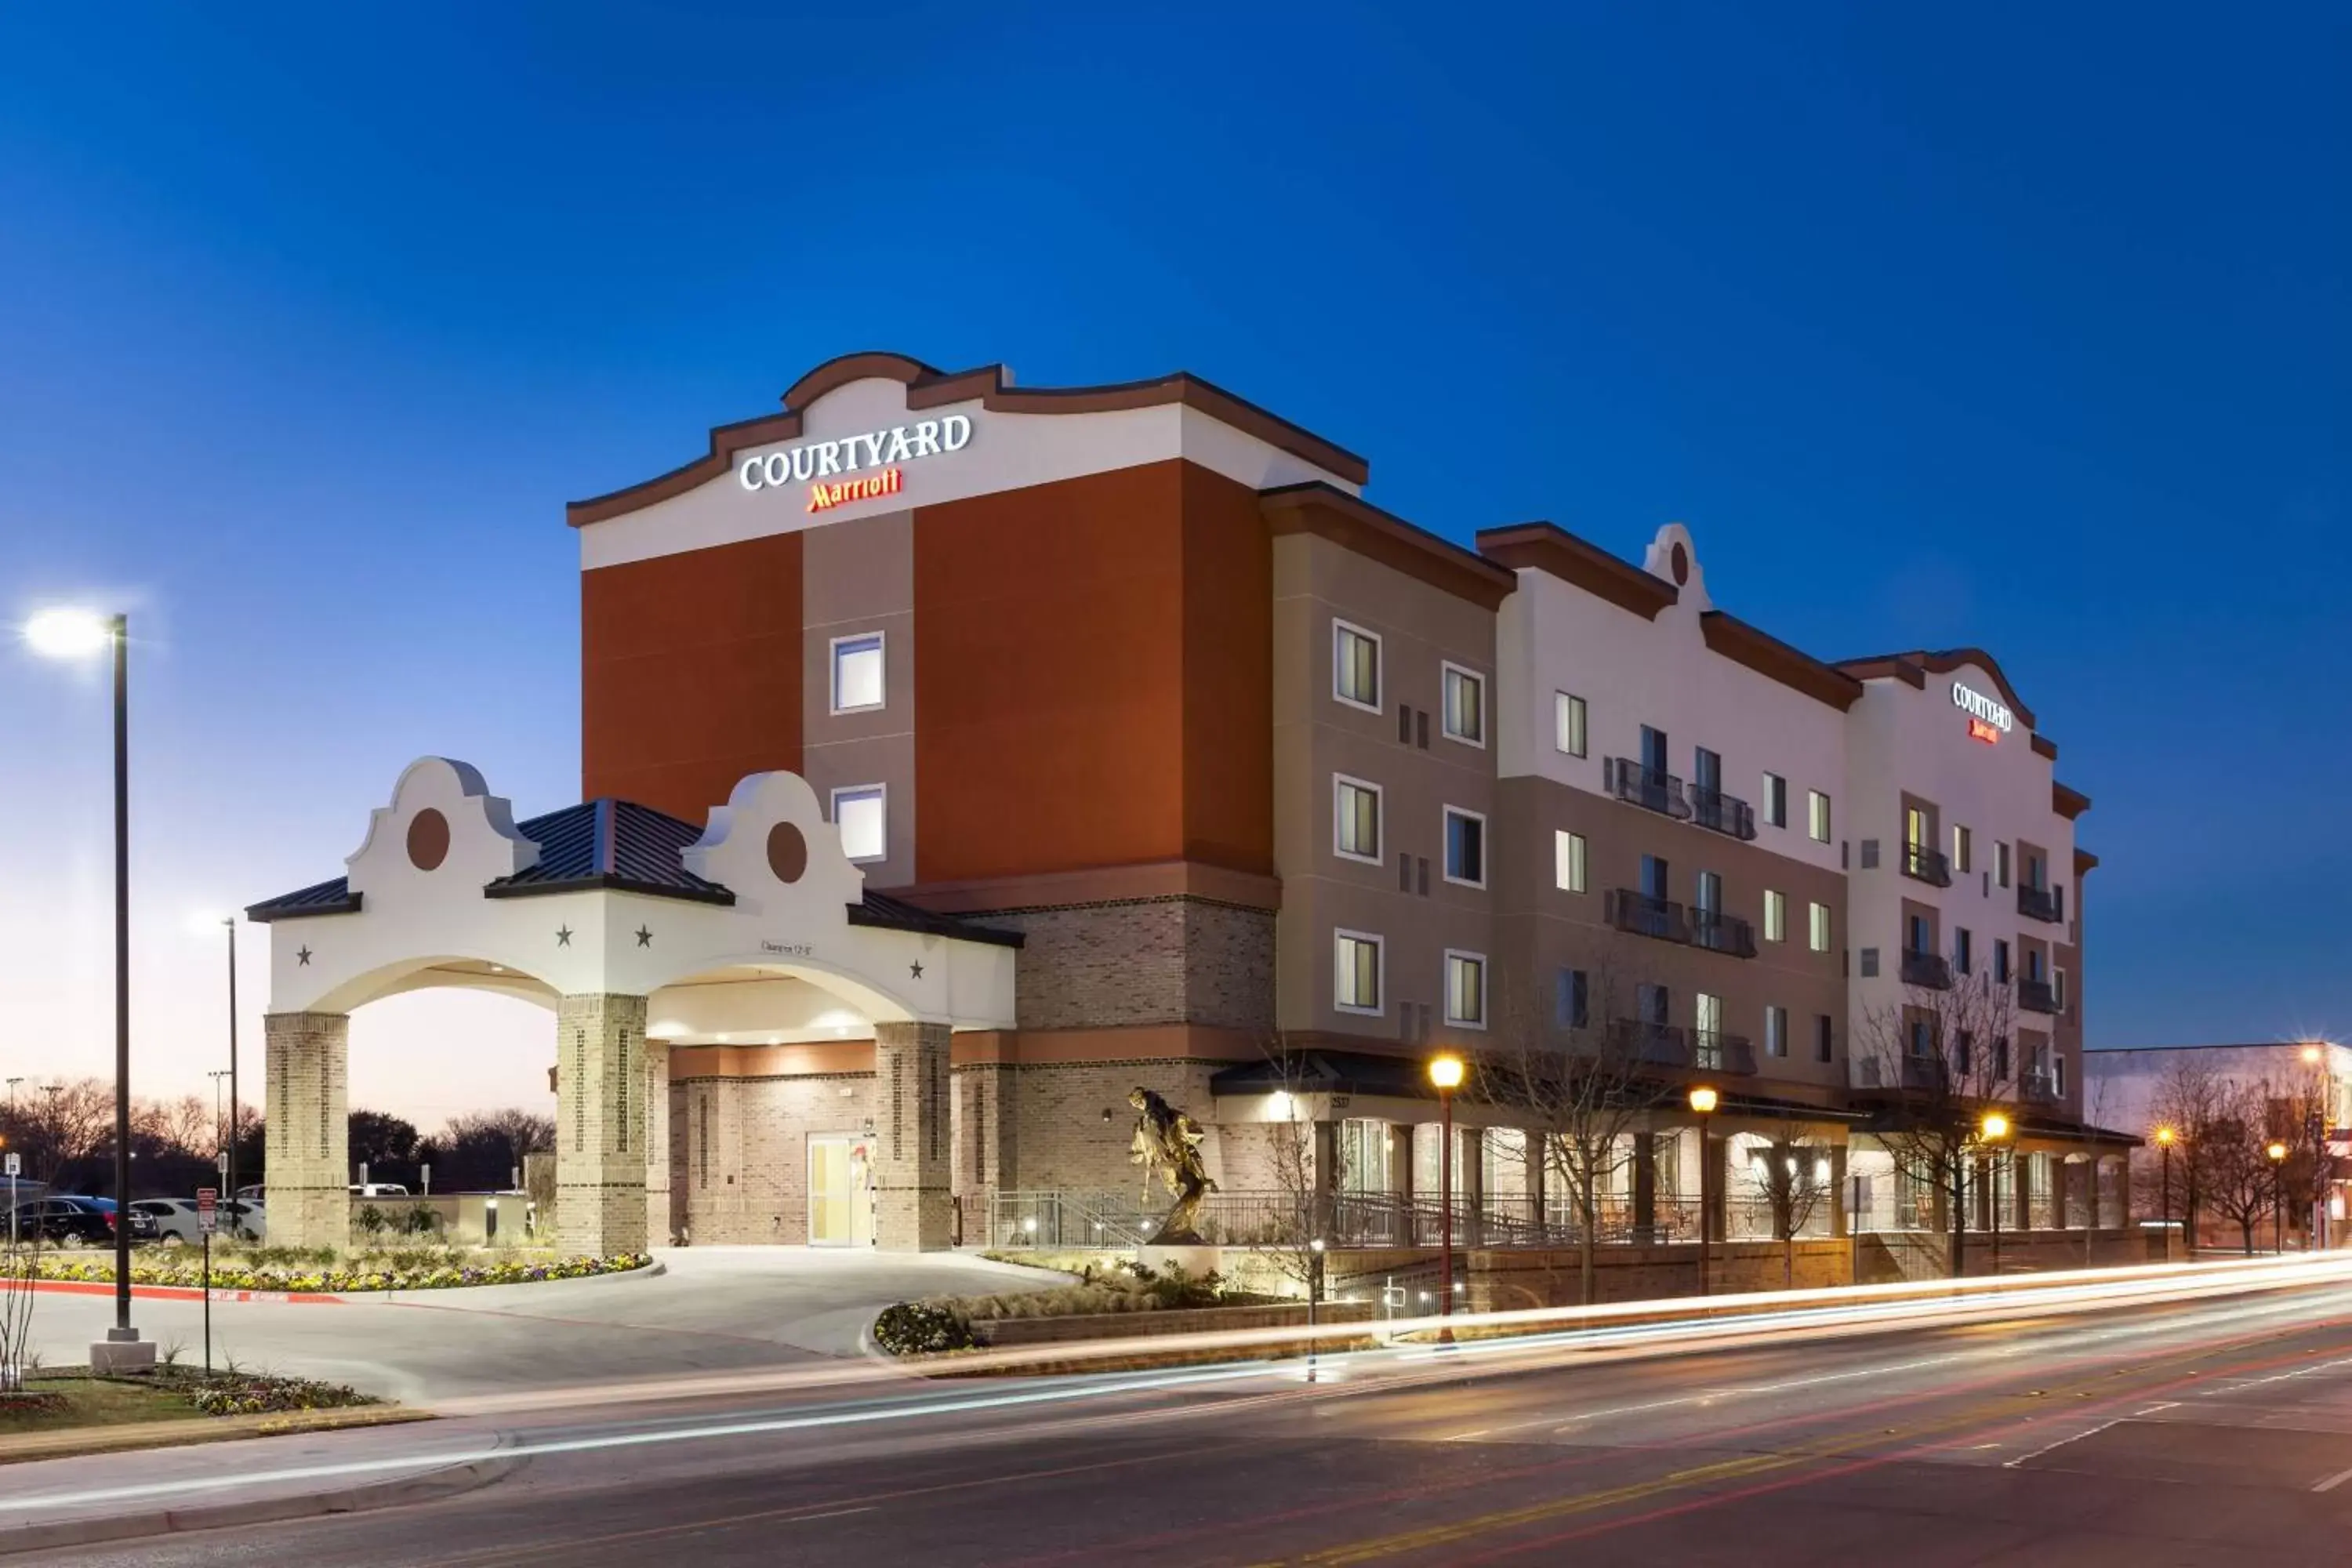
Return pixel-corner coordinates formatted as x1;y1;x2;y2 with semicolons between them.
1690;1087;1719;1296
2268;1142;2289;1254
28;606;148;1369
1429;1054;1465;1335
2154;1125;2178;1243
1980;1112;2012;1276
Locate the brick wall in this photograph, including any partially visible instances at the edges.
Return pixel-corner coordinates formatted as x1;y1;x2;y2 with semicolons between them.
977;898;1275;1033
669;1070;876;1244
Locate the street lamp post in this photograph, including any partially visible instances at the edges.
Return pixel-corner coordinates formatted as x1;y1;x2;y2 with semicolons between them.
2301;1044;2328;1251
1306;1236;1326;1381
1428;1054;1465;1338
1690;1087;1719;1297
2154;1125;2176;1253
1982;1112;2011;1277
2267;1142;2288;1255
27;608;149;1369
220;916;240;1212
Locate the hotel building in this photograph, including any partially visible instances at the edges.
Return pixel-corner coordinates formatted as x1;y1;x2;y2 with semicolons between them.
249;352;2121;1258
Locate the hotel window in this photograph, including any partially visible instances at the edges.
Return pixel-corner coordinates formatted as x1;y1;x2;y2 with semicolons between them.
1333;620;1381;713
1814;1014;1835;1063
1954;927;1973;975
830;785;886;862
1555;691;1588;757
829;633;885;713
1762;772;1788;829
1951;824;1973;875
1333;775;1382;864
1334;930;1383;1014
1860;947;1879;978
1555;967;1589;1029
2055;967;2068;1011
1995;841;2012;889
1444;950;1487;1027
1808;789;1831;843
1765;1006;1789;1058
1443;807;1486;887
1808;901;1831;953
1763;890;1787;943
1441;663;1486;746
1994;938;2011;983
1554;829;1588;894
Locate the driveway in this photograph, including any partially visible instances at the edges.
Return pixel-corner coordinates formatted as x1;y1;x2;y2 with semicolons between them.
21;1247;1067;1406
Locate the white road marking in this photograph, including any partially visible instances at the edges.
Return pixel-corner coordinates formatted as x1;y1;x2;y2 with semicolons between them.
788;1506;878;1523
2004;1418;2124;1469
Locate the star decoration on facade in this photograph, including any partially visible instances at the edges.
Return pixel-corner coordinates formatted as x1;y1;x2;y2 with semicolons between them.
296;946;313;967
636;925;652;948
556;925;573;947
909;960;924;979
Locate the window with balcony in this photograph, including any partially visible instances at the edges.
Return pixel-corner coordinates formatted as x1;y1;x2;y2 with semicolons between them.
1443;806;1486;887
1954;927;1973;975
1334;930;1383;1014
1994;938;2012;983
1554;829;1588;893
1333;775;1382;863
1762;772;1788;829
1763;889;1786;942
1555;691;1587;757
1444;950;1487;1027
1808;789;1832;843
1441;663;1486;746
1333;621;1381;713
829;633;885;713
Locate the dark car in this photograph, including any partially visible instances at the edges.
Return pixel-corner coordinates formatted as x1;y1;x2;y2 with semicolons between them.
8;1196;158;1247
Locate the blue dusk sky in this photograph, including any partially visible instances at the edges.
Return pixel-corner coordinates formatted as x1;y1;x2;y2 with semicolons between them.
1;5;2345;1128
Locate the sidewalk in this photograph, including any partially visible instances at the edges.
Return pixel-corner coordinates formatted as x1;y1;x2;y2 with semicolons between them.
0;1414;511;1557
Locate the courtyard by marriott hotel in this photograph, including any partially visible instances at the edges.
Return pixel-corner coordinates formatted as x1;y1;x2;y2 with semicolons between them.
249;352;2110;1259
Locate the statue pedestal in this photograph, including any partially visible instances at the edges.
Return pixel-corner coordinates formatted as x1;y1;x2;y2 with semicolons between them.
1138;1243;1223;1279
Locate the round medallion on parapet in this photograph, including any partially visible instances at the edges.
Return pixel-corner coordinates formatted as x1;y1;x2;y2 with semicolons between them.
767;821;808;884
406;808;451;871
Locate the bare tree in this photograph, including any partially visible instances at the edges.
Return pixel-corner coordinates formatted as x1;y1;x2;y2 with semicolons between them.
0;1221;34;1393
2145;1055;2230;1251
2201;1080;2281;1256
1737;1134;1837;1288
1479;946;1663;1306
8;1080;111;1186
1857;971;2019;1278
1250;1036;1339;1298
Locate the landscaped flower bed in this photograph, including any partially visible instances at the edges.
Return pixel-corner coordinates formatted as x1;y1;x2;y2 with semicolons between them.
31;1247;652;1294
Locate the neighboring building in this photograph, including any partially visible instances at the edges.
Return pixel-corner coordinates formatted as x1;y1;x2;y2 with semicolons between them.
2084;1041;2350;1247
249;351;2124;1257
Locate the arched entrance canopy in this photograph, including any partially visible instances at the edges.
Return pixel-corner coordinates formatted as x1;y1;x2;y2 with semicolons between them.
245;758;1019;1254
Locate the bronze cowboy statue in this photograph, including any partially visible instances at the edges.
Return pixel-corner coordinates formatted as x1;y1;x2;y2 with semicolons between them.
1129;1087;1217;1244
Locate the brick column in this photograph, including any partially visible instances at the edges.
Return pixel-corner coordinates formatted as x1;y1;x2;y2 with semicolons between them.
1632;1131;1658;1243
642;1036;673;1245
556;993;652;1257
264;1011;350;1252
874;1021;953;1250
1828;1143;1849;1237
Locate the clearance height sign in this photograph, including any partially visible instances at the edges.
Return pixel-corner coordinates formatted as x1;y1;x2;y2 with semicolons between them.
737;415;975;514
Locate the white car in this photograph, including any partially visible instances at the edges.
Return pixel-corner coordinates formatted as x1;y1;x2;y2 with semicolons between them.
129;1197;264;1245
349;1182;409;1198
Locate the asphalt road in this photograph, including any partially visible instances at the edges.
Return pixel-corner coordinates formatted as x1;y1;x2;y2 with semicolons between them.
33;1277;2352;1566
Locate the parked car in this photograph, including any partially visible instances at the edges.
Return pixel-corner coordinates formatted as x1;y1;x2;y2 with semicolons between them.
130;1197;266;1245
9;1196;158;1247
349;1182;408;1198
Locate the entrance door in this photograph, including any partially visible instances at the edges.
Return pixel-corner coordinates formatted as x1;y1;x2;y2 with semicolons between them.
808;1134;875;1247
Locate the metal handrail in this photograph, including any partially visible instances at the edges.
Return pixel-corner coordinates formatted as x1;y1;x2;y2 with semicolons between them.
2018;884;2064;924
1691;909;1758;959
1900;949;1953;989
1692;1029;1757;1075
1608;1018;1690;1067
1609;758;1693;820
2017;978;2058;1014
1607;887;1691;944
1690;786;1757;841
2020;1071;2062;1105
1900;842;1952;887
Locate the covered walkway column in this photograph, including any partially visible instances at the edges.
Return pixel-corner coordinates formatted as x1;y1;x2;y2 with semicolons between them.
642;1036;673;1245
875;1021;953;1250
557;993;652;1256
265;1011;350;1251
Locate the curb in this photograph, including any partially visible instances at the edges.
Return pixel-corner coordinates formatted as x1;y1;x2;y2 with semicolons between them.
0;1450;520;1558
27;1280;343;1306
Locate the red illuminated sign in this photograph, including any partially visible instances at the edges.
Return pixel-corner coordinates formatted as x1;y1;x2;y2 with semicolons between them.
1967;717;2001;745
806;466;904;514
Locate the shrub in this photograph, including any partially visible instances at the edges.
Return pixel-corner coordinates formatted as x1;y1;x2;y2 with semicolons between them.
873;1301;975;1356
33;1250;653;1294
355;1205;388;1237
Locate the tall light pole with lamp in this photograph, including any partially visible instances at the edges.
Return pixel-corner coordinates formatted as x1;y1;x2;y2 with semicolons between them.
27;607;151;1370
1428;1054;1464;1334
1690;1086;1719;1296
191;913;243;1210
2153;1124;2176;1251
2267;1141;2288;1254
2301;1043;2329;1250
1981;1112;2011;1276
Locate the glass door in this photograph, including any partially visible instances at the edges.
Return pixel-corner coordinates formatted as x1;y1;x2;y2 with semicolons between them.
808;1135;874;1247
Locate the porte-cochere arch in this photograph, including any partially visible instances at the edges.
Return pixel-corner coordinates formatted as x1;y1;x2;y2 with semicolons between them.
247;758;1018;1254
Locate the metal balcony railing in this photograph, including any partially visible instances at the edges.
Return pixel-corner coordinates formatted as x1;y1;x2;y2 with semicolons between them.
1858;1054;1948;1092
1607;1018;1690;1068
1900;842;1952;887
1606;887;1691;945
2018;884;2064;924
1900;949;1954;989
1691;1028;1757;1076
1607;757;1693;820
1690;786;1758;841
2018;978;2058;1014
2020;1070;2062;1105
1690;909;1758;959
